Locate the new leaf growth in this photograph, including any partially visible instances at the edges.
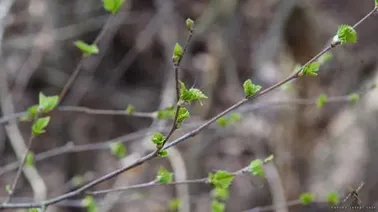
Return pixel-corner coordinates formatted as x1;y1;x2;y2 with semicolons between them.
74;40;99;56
208;170;235;189
173;43;183;63
156;167;173;184
179;81;208;105
243;79;261;98
336;24;358;45
103;0;124;14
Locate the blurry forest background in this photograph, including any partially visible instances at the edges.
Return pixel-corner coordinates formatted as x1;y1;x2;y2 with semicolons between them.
1;0;378;211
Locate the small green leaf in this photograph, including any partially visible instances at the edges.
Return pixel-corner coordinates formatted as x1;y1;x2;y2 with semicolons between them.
376;0;378;8
38;92;58;113
212;187;229;201
299;193;316;205
264;154;274;163
230;113;242;123
157;106;175;120
126;104;135;115
173;43;183;63
28;209;41;212
158;149;168;157
72;175;85;187
32;116;51;136
217;117;229;127
249;159;265;178
151;132;166;148
21;104;39;121
211;200;225;212
25;152;35;167
188;88;208;102
82;196;97;212
327;192;340;206
179;81;208;104
156;167;173;184
299;62;320;77
110;142;127;159
243;79;262;98
176;107;190;127
317;52;333;65
336;24;357;44
185;18;194;31
5;184;12;195
316;94;327;108
208;170;235;189
74;40;99;56
348;93;360;104
168;198;181;211
103;0;124;14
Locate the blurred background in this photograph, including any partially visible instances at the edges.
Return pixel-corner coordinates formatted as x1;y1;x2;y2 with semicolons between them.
1;0;378;211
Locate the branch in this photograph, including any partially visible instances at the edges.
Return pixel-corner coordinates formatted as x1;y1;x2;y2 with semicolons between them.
87;166;250;196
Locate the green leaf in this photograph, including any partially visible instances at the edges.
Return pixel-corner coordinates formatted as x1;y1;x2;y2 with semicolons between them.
151;132;166;148
103;0;124;14
208;170;235;189
176;107;190;127
38;92;59;113
28;209;41;212
21;104;39;121
317;52;333;65
168;198;182;211
74;40;99;56
5;184;11;195
25;152;35;167
327;192;340;206
217;117;229;127
299;62;320;77
348;93;360;104
179;81;208;104
82;196;97;212
230;113;242;123
264;154;274;163
185;18;194;31
110;142;127;159
316;94;327;108
156;167;173;184
72;175;85;187
243;79;262;98
158;149;168;157
376;0;378;8
212;187;229;201
336;24;357;44
173;43;183;63
157;106;175;120
32;116;51;136
211;200;225;212
299;193;315;205
249;159;265;178
126;104;135;115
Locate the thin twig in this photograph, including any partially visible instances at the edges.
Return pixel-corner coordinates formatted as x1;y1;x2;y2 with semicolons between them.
0;106;155;125
58;16;112;104
88;165;249;196
4;134;35;203
151;25;195;155
58;106;156;118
